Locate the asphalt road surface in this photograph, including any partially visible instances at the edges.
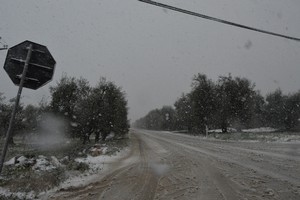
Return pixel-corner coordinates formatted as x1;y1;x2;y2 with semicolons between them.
51;129;300;200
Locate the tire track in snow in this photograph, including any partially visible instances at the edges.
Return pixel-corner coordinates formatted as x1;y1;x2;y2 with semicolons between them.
140;130;300;186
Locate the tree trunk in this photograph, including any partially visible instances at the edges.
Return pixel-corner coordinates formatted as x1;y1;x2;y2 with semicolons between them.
8;135;15;145
82;133;90;144
5;128;15;145
95;132;100;143
221;120;228;133
187;126;192;134
102;132;108;141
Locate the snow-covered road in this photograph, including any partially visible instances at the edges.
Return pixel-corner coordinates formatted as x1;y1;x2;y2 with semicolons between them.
51;129;300;200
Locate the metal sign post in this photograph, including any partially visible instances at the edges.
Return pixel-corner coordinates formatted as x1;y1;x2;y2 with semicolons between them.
0;44;32;173
0;40;55;174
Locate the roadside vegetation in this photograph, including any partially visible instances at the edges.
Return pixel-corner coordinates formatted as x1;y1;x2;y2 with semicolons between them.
134;73;300;135
0;74;130;145
0;136;129;199
0;74;130;199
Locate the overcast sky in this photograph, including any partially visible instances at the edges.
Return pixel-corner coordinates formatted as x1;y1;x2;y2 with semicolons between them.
0;0;300;121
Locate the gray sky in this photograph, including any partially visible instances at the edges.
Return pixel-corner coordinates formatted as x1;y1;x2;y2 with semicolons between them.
1;0;300;121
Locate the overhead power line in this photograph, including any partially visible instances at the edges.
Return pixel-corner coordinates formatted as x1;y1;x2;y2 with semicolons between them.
138;0;300;42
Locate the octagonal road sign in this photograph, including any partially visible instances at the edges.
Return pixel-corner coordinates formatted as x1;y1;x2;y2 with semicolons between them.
3;40;56;90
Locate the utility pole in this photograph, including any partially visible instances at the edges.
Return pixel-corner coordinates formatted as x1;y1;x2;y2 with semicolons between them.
0;37;8;50
0;46;8;51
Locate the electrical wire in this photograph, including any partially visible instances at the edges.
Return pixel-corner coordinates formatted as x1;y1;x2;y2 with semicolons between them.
138;0;300;42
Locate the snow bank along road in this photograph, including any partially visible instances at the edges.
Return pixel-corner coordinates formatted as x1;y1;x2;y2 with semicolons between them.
52;129;300;200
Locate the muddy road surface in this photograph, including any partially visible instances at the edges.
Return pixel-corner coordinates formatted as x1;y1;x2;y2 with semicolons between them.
50;129;300;200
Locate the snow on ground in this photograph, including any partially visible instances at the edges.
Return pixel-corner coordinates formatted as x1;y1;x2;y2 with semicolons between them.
75;155;107;171
0;188;36;200
32;155;57;171
1;156;60;199
44;147;130;194
200;127;277;133
1;145;130;200
4;157;16;166
243;127;277;133
4;155;59;172
268;135;300;143
208;128;237;133
167;127;300;143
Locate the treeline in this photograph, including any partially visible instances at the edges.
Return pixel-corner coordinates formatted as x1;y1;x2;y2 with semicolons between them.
134;73;300;134
0;75;130;144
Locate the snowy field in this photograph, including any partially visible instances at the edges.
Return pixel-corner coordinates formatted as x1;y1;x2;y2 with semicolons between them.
0;136;129;200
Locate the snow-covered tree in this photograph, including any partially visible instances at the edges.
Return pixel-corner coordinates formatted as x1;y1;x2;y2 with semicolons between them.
216;75;256;132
